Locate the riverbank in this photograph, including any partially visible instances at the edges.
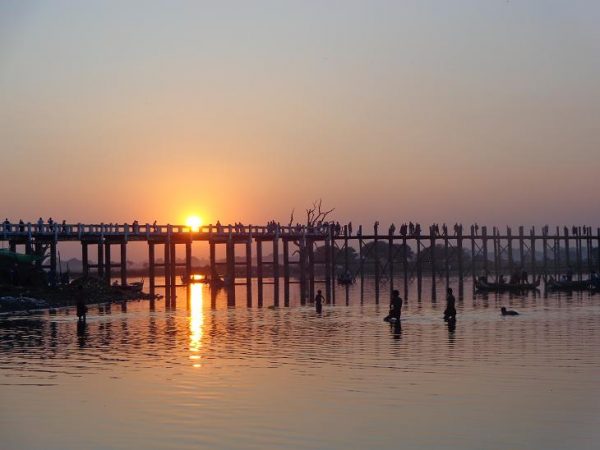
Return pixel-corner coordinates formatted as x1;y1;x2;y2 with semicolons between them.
0;276;157;315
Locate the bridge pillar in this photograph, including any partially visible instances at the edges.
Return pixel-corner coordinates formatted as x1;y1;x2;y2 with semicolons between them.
308;239;315;302
246;238;252;306
120;243;127;286
97;242;104;279
209;241;216;280
8;240;16;253
226;240;235;287
185;242;192;281
104;242;111;285
256;240;263;304
148;242;155;297
273;235;279;306
169;242;176;303
324;236;331;303
49;241;57;288
82;243;89;277
283;239;290;305
164;241;171;305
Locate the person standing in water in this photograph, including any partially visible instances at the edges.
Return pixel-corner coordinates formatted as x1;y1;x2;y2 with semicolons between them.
385;290;403;322
443;288;456;322
314;290;324;314
76;285;88;322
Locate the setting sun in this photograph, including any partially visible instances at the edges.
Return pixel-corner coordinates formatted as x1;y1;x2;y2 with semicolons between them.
186;216;203;231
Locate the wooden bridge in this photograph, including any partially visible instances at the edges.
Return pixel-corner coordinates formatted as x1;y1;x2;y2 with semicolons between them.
2;221;599;304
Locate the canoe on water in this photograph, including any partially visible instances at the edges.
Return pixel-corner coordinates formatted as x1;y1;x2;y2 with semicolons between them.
546;279;593;291
475;277;541;292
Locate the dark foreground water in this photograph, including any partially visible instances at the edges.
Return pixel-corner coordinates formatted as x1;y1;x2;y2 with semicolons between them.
1;278;599;450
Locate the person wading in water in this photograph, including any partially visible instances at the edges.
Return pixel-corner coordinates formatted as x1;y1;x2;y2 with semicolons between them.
76;285;88;322
444;288;456;322
314;290;324;314
385;290;403;322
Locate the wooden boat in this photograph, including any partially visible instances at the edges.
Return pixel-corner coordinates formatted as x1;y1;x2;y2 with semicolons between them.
546;278;593;291
113;280;144;292
180;274;207;284
475;277;541;292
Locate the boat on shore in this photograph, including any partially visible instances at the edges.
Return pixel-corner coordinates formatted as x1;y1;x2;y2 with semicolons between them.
475;277;541;292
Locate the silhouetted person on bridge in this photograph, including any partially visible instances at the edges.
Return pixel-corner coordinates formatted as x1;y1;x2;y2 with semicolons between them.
385;290;403;322
315;290;324;314
444;288;456;322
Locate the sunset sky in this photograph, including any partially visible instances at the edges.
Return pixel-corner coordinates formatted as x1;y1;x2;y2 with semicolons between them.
2;0;600;229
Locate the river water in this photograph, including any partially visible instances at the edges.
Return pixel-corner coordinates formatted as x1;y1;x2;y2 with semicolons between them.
1;278;599;450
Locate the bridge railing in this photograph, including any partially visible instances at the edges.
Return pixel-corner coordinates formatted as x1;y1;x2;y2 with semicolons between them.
1;222;333;240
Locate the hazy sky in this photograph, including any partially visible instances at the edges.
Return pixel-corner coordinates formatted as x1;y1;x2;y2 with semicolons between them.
2;0;599;228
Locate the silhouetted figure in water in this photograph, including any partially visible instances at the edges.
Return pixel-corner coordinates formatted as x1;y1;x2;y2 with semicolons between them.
443;288;456;322
447;317;456;333
501;307;519;316
76;285;87;322
314;290;324;314
384;290;403;322
391;320;402;339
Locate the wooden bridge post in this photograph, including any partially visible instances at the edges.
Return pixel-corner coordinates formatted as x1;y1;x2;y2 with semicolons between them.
586;227;593;274
246;236;253;305
564;227;571;272
283;238;290;304
519;226;525;271
121;243;128;287
430;225;436;290
482;226;489;276
444;230;450;289
542;226;548;279
324;234;332;303
330;228;337;304
373;222;380;296
8;240;16;253
597;227;600;273
530;227;536;279
104;242;112;285
257;239;264;302
299;236;307;304
163;240;170;304
492;227;499;280
555;227;561;277
416;235;422;289
148;242;155;298
507;227;513;275
470;225;475;284
49;241;57;287
97;240;104;279
457;225;463;286
308;239;315;302
576;226;582;280
388;226;394;298
170;241;177;302
344;225;350;277
359;229;364;290
209;241;216;279
185;242;192;282
273;231;280;306
226;238;235;288
82;242;89;277
402;235;409;298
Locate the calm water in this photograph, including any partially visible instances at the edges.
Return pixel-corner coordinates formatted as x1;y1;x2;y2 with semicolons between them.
1;278;599;450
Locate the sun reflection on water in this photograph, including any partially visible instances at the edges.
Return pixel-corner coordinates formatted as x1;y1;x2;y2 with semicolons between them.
189;282;204;367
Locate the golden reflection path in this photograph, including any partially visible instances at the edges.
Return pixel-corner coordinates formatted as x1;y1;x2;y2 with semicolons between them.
189;282;204;368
